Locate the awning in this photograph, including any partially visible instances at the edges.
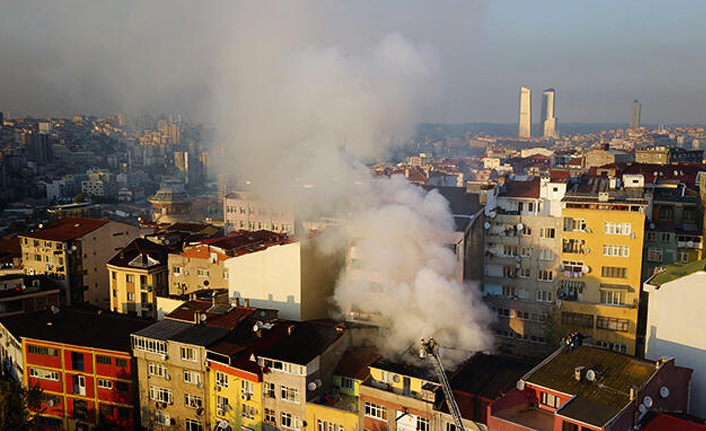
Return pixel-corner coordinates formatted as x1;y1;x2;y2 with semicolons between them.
599;283;634;292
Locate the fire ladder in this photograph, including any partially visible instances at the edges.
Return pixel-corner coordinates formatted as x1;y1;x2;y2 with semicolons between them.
419;338;465;431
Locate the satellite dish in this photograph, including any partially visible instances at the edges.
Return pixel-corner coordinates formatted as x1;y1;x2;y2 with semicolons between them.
490;211;497;218
200;314;207;323
584;247;591;254
516;380;526;391
660;386;670;398
259;310;266;317
484;222;491;230
639;404;647;414
392;374;401;383
582;265;590;273
203;280;210;286
586;370;596;381
630;232;636;239
643;396;653;408
307;382;317;391
649;223;655;229
164;239;170;245
253;321;263;332
517;223;524;230
515;263;521;269
38;223;44;229
687;241;694;248
71;245;77;251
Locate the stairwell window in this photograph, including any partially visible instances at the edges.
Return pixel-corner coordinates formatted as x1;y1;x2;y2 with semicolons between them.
540;228;556;239
601;266;627;278
537;270;553;282
536;290;553;302
540;392;561;408
181;346;197;362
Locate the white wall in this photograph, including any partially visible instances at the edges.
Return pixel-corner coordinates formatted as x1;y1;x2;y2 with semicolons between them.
226;241;302;320
645;271;706;417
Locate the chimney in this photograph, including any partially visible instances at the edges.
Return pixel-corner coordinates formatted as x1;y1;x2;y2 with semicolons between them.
243;298;250;307
574;366;586;382
630;385;638;400
287;325;295;336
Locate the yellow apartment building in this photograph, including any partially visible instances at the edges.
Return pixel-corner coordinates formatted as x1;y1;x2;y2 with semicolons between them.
107;238;170;318
558;176;647;355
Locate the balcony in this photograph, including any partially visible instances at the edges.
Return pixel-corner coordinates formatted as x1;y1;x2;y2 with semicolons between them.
492;405;554;431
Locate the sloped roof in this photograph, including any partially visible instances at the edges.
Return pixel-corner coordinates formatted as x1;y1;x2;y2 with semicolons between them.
107;238;171;269
259;321;344;365
450;353;532;400
334;347;380;381
500;177;541;199
166;300;257;329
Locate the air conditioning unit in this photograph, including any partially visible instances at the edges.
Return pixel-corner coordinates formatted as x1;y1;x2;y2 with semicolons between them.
217;408;225;417
243;393;251;400
215;385;222;392
161;354;168;361
165;374;171;381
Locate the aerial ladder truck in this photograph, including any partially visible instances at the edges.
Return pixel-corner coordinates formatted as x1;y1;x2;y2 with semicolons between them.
419;338;466;431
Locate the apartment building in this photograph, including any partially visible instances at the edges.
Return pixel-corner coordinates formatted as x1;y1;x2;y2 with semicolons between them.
131;301;259;431
107;238;170;318
0;274;60;317
0;307;152;431
256;321;350;431
19;217;139;306
487;342;692;431
224;191;295;235
642;180;703;280
483;176;566;357
558;176;647;355
644;258;706;416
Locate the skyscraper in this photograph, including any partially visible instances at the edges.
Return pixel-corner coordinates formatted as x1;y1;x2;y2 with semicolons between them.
540;89;558;138
518;86;532;138
630;99;641;128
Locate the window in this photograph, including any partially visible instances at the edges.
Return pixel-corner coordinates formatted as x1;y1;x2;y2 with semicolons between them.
341;377;355;391
181;346;197;362
116;358;127;368
659;206;674;221
126;274;134;283
97;355;111;365
281;413;302;430
71;352;85;371
185;419;203;431
561;312;594;328
684;207;697;222
540;228;555;239
98;379;113;390
563;218;586;232
601;266;627;278
596;316;630;332
154;411;170;426
678;251;690;263
127;292;135;301
646;232;657;242
514;310;530;320
502;245;517;257
502;285;517;297
148;363;167;377
28;345;58;357
241;380;254;400
197;268;209;277
562;260;584;273
538;249;553;261
647;247;663;263
74;399;88;419
184;394;202;408
264;408;276;424
519;247;532;257
536;290;553;302
417;417;430;431
365;402;387;420
562;421;579;431
540;392;561;408
660;232;671;243
603;245;629;257
537;270;553;282
264;382;276;398
317;420;344;431
184;370;201;385
281;386;299;403
173;266;182;275
116;381;129;393
132;336;167;355
149;386;173;404
600;290;625;305
100;404;113;418
562;239;584;254
594;340;628;353
242;404;257;421
29;367;60;381
519;268;531;278
604;222;631;235
215;371;228;388
521;226;532;236
495;307;510;318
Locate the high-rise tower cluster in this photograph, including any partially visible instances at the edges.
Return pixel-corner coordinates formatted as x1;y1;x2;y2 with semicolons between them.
517;86;558;139
630;99;641;128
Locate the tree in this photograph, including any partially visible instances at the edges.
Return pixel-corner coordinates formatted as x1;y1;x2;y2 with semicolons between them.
0;379;43;431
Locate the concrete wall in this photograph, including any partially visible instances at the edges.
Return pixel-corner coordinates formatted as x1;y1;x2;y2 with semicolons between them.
645;271;706;416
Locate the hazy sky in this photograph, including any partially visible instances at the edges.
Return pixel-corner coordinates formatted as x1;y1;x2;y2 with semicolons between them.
0;0;704;124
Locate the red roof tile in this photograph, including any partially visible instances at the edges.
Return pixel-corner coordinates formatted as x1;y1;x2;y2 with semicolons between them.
501;177;541;198
21;217;110;241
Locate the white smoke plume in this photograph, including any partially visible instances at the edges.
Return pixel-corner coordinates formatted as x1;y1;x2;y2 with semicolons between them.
210;5;494;364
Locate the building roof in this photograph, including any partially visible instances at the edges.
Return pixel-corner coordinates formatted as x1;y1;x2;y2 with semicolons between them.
563;176;647;204
20;217;110;241
525;345;656;427
370;353;441;384
641;412;706;431
647;258;706;287
450;353;532;400
0;306;153;352
0;236;21;263
334;347;380;381
197;230;289;254
500;177;541;199
259;321;344;365
132;318;193;341
107;238;171;269
166;300;257;329
420;186;482;231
